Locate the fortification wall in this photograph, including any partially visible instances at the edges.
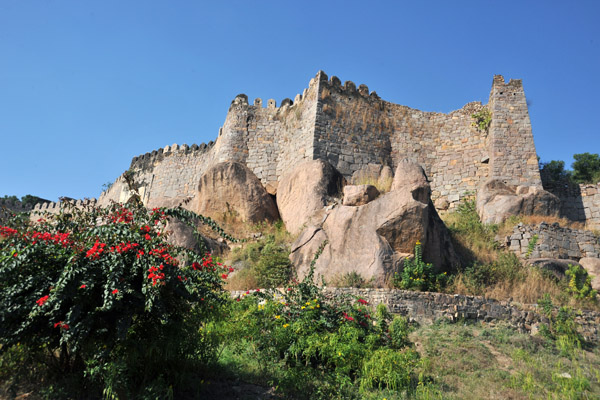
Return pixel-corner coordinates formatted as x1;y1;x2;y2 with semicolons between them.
231;288;600;342
29;198;98;220
216;76;320;190
93;71;544;216
506;222;600;260
98;142;216;207
313;71;493;209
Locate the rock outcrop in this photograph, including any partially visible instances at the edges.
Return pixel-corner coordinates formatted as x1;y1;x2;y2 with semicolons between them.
290;161;457;286
165;219;228;256
342;184;379;206
276;159;344;234
194;162;279;224
476;179;560;224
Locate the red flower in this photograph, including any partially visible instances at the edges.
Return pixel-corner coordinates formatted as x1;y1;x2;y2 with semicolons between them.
145;233;151;241
221;274;228;279
357;298;368;305
0;226;18;237
80;284;86;289
54;321;69;329
86;240;106;259
54;321;62;328
112;289;119;294
228;267;234;272
36;295;49;306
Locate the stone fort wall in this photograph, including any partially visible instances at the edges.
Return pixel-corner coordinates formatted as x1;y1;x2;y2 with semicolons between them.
97;71;542;213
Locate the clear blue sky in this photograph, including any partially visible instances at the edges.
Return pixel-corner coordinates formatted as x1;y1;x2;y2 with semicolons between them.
1;1;598;202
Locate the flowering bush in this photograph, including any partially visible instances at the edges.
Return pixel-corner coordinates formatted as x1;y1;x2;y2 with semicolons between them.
224;243;421;398
0;200;234;397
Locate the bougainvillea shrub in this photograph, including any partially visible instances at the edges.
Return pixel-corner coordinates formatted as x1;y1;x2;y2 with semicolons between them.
0;200;234;396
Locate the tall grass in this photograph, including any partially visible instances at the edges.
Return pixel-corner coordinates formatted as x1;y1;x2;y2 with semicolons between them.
442;200;598;308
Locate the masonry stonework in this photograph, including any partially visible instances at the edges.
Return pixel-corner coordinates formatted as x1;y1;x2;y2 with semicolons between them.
96;71;543;215
541;176;600;230
507;222;600;260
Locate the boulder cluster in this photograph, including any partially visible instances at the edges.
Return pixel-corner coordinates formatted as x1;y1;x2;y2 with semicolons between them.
168;158;598;290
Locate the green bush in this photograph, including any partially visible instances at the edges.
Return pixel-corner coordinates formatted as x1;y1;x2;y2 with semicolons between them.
565;264;597;301
0;201;233;397
537;294;583;356
254;236;292;287
471;107;492;132
359;347;420;391
230;234;291;288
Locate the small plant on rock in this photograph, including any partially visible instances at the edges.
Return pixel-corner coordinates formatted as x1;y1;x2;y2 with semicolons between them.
471;107;492;133
394;241;447;291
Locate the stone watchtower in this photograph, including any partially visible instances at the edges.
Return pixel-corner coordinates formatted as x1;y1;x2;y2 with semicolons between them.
487;75;541;186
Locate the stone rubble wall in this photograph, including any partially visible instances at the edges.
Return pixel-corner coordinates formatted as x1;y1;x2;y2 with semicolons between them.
231;287;600;342
542;179;600;230
507;222;600;260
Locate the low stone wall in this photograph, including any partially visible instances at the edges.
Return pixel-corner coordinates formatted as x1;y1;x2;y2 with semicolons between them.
507;222;600;260
232;288;600;342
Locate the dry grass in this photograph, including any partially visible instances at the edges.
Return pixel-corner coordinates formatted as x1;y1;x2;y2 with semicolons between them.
352;175;393;194
484;269;564;304
496;214;587;239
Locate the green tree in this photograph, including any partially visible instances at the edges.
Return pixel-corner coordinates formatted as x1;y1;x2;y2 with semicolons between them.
572;152;600;183
20;194;45;208
540;160;571;183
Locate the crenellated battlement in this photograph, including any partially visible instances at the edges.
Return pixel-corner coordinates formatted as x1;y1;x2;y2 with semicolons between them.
129;141;215;171
28;198;98;220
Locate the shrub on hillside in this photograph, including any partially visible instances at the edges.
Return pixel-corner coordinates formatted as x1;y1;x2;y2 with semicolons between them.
229;233;292;288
